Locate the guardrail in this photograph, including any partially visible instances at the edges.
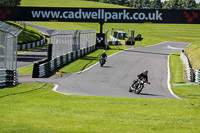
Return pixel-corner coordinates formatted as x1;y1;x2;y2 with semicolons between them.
180;52;193;81
0;69;18;88
17;36;46;51
33;45;95;78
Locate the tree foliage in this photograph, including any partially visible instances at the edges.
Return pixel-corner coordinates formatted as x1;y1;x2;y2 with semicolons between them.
86;0;199;9
0;0;21;6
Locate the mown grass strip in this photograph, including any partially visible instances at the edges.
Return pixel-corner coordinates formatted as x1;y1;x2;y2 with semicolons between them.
0;83;200;133
18;64;33;75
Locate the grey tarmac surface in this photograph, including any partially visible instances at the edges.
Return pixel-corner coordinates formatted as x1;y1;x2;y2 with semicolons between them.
55;41;191;99
17;48;47;68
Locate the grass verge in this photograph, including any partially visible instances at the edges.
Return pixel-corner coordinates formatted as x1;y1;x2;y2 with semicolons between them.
18;64;33;75
0;83;200;133
169;52;200;99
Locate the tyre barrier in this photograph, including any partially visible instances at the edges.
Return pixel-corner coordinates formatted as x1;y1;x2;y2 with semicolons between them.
195;70;200;84
0;69;6;87
0;69;18;88
33;45;96;78
17;36;46;51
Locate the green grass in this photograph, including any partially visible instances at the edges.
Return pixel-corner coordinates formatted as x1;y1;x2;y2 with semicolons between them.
28;23;200;47
60;46;130;73
184;44;200;70
18;64;33;75
169;52;185;84
6;1;199;131
21;0;127;8
6;21;43;44
169;52;200;99
0;83;200;133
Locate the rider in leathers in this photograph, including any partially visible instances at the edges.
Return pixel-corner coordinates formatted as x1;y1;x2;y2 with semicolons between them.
134;70;149;84
100;51;107;62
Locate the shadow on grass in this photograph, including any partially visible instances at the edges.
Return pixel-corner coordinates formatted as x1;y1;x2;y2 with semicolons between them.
80;56;99;61
0;83;47;99
171;53;180;56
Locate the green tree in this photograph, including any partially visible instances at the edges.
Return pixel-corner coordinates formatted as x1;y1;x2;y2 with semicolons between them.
197;2;200;9
162;1;171;9
129;0;135;7
0;0;21;6
142;0;151;9
151;0;162;9
171;0;179;9
134;0;142;9
177;0;184;9
182;0;197;9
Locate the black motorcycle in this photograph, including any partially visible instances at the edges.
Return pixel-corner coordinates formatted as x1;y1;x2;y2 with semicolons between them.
129;77;150;94
99;57;106;67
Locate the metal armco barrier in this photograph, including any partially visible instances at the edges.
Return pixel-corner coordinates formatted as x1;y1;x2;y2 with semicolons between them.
180;52;194;82
39;62;49;78
34;44;96;78
17;36;46;51
180;52;191;81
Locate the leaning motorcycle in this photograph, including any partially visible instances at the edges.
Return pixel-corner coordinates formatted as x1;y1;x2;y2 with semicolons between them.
129;78;150;94
99;57;106;67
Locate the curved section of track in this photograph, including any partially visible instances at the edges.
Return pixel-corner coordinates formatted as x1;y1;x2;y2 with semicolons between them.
56;42;190;99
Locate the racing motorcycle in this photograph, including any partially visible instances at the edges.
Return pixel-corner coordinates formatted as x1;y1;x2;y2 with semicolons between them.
129;77;150;94
99;57;106;67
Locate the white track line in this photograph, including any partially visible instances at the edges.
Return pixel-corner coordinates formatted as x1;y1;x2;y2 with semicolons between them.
52;84;70;95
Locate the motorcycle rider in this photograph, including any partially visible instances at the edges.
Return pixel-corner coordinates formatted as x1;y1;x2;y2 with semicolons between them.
134;70;149;84
100;51;107;62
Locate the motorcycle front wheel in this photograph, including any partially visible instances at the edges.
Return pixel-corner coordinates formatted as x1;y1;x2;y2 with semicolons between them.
134;83;144;94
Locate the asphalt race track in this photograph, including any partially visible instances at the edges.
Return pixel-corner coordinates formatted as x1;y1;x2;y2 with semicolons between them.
16;22;190;99
17;48;47;68
55;41;190;99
